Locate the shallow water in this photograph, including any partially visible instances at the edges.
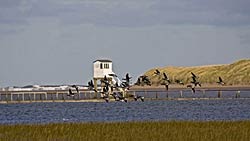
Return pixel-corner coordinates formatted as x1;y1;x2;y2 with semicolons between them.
1;99;250;124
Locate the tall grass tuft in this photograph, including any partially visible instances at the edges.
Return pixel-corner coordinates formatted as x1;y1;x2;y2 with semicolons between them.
0;121;250;140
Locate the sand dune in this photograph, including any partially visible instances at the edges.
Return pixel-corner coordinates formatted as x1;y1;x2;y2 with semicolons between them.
144;59;250;85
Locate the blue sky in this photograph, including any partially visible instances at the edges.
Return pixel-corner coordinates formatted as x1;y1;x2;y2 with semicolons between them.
0;0;250;87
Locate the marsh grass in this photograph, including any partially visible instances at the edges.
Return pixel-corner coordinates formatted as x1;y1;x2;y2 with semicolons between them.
0;121;250;141
146;59;250;85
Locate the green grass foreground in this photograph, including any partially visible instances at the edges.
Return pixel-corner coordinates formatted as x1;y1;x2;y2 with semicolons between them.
1;121;250;141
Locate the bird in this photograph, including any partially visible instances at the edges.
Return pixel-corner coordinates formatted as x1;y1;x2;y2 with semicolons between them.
114;82;121;90
101;93;109;103
134;95;144;102
154;69;161;76
121;81;129;88
100;85;110;102
162;73;171;83
67;84;80;97
141;75;151;86
67;88;75;97
87;80;97;92
175;80;184;85
121;73;132;90
161;73;171;90
110;85;114;92
108;73;118;77
101;75;111;87
161;82;169;91
217;77;225;85
104;75;108;81
187;84;196;93
101;85;109;94
191;72;198;79
88;80;94;88
111;79;126;91
71;85;79;93
134;77;141;86
111;92;128;102
190;73;201;87
104;97;109;103
110;92;119;100
191;77;201;87
111;92;124;101
122;73;132;83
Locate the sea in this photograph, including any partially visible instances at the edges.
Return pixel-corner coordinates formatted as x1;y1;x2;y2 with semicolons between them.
1;90;250;124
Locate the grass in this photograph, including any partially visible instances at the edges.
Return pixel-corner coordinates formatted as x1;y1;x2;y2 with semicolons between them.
0;121;250;141
145;59;250;85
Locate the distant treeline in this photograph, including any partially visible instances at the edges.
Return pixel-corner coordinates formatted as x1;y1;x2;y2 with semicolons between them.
144;59;250;85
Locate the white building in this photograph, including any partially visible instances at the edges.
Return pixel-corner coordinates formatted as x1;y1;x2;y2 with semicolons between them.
92;59;120;94
93;59;114;79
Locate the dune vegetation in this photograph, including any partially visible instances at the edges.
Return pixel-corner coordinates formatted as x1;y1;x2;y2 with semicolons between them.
144;59;250;86
0;121;250;141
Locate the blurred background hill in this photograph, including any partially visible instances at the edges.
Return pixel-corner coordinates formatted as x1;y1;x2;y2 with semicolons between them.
144;59;250;86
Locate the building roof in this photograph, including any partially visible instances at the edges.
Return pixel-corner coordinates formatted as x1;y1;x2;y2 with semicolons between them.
93;59;112;63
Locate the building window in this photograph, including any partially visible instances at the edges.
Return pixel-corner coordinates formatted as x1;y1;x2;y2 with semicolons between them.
100;63;103;69
104;63;109;69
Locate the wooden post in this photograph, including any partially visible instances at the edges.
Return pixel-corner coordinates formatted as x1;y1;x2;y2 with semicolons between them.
40;94;42;101
180;90;183;98
34;93;36;101
236;91;240;98
109;78;113;98
218;90;222;98
10;93;13;101
52;93;54;102
45;93;48;101
6;93;8;103
22;93;24;101
29;94;32;102
202;90;206;98
18;94;21;102
62;94;65;102
72;94;77;100
16;94;19;101
94;78;98;99
77;92;79;100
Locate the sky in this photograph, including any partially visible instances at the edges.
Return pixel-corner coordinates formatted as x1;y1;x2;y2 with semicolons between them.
0;0;250;87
